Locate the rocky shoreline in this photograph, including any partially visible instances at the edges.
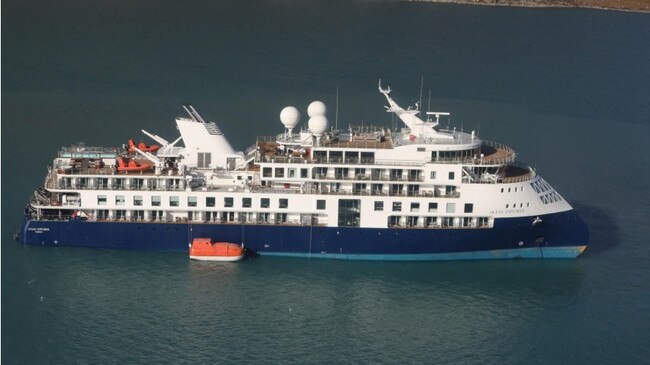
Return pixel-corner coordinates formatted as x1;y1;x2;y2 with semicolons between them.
413;0;650;12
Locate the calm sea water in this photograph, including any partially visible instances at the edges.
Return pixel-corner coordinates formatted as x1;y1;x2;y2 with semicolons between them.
3;1;649;363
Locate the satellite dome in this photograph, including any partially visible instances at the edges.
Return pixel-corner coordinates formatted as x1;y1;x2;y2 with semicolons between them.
280;106;300;128
308;115;328;137
307;101;327;117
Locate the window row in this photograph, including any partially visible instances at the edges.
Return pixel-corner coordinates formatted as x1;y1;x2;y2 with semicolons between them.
374;201;473;214
388;215;491;228
96;195;330;210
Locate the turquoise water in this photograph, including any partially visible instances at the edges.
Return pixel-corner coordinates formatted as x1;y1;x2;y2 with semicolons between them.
3;1;649;363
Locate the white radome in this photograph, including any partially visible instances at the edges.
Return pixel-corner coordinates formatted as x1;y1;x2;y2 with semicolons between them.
307;101;327;117
280;106;300;128
308;115;328;137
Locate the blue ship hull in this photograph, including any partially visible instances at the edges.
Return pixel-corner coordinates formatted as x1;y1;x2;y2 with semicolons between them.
16;210;588;260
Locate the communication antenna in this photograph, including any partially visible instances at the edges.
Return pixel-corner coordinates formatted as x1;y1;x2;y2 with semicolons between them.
427;89;431;113
335;85;339;130
418;76;424;117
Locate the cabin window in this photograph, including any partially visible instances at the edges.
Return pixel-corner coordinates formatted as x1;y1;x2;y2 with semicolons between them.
388;216;400;227
258;213;269;223
288;168;296;178
411;203;420;212
430;171;436;180
263;167;272;178
446;203;456;213
242;197;252;208
188;196;197;207
344;151;359;163
448;172;455;180
417;147;425;152
170;196;179;207
275;213;288;223
197;152;211;168
360;152;375;164
317;200;326;210
275;168;284;178
374;201;384;211
206;197;215;207
313;150;327;162
425;217;437;227
372;184;383;195
335;168;349;179
279;198;288;209
301;168;309;178
115;195;125;206
133;196;143;206
97;195;107;205
392;202;402;212
464;203;473;213
224;197;233;208
152;196;161;207
261;198;270;208
429;202;438;212
329;151;342;163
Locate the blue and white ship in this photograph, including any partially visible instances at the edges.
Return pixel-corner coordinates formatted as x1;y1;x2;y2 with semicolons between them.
16;83;589;260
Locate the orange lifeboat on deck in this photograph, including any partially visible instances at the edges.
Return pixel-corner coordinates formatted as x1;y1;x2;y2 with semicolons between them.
116;156;153;173
190;238;245;262
128;139;160;153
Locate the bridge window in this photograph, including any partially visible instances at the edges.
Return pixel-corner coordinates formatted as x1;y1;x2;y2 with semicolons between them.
317;200;326;210
279;198;288;209
263;167;272;178
134;196;143;206
206;197;215;207
188;196;197;207
374;201;384;211
98;195;107;205
275;168;284;178
152;196;161;207
430;171;436;179
115;195;125;206
448;172;455;180
301;168;309;178
464;203;473;213
446;203;456;213
170;196;179;207
224;197;233;208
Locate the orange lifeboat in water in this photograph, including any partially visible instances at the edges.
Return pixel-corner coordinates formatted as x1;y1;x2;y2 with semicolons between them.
116;156;153;173
128;139;160;153
190;238;245;262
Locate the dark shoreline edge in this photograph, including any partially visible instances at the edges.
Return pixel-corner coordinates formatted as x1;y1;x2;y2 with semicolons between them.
408;0;650;13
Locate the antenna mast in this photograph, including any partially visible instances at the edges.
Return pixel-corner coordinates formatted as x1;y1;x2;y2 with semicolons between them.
335;85;339;130
418;76;424;116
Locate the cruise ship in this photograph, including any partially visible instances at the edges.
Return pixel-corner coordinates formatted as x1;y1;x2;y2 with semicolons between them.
16;83;589;260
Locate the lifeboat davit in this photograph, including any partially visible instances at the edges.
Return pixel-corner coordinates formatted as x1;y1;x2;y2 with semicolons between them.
116;156;153;173
190;238;245;262
128;139;160;153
